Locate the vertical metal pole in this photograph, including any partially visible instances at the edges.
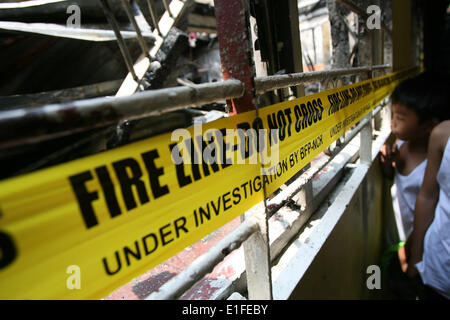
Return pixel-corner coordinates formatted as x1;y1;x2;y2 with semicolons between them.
214;0;272;300
360;114;373;164
282;0;306;97
370;0;384;132
392;0;413;71
357;0;374;164
100;0;139;81
162;0;173;18
214;0;256;114
122;0;150;58
361;77;373;164
284;0;313;210
146;0;162;35
131;0;152;32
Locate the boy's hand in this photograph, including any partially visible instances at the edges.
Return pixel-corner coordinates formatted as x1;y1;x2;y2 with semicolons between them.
398;245;408;273
380;143;398;179
380;143;398;166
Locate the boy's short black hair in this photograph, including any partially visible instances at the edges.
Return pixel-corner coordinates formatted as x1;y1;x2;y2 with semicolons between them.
391;71;450;122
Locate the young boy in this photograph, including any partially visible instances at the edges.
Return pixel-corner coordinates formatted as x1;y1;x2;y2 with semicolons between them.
381;73;442;241
406;120;450;299
380;72;448;299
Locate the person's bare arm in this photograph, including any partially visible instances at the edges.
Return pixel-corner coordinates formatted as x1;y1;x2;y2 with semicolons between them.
406;122;449;278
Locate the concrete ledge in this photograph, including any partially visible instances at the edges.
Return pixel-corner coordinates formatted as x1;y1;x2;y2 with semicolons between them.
271;129;391;300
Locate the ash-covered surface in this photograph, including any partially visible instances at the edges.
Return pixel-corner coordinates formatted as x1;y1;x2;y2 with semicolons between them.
145;27;190;90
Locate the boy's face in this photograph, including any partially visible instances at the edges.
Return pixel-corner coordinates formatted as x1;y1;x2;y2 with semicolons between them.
391;103;424;141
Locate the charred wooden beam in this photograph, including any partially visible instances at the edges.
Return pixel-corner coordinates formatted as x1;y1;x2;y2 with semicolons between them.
144;27;188;89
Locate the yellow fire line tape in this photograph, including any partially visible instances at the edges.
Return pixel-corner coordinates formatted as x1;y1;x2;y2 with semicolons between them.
0;68;418;299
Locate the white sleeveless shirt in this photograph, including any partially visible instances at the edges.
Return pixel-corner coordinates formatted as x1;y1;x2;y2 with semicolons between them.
416;138;450;299
391;140;427;240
